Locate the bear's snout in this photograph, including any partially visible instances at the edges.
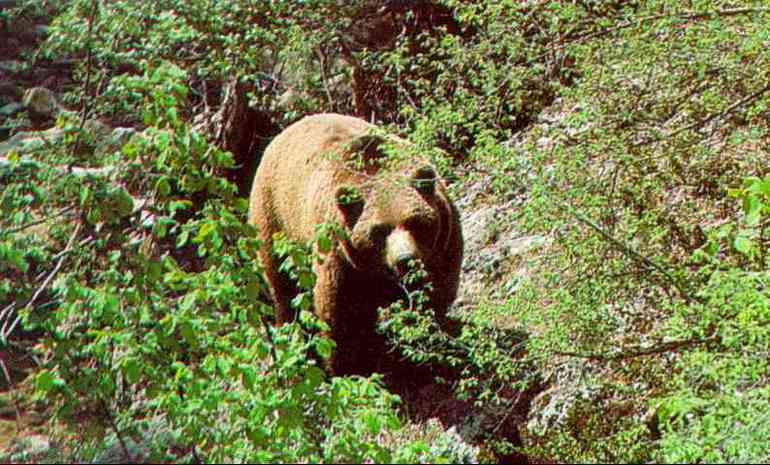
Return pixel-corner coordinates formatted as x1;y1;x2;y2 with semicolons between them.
386;228;420;277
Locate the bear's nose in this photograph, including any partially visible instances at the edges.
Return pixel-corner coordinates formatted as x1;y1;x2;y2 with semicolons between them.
386;228;419;277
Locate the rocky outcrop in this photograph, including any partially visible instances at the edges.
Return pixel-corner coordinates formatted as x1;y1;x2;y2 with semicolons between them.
451;172;547;322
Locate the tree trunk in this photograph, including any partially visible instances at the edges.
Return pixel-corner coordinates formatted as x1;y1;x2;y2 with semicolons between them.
207;77;276;196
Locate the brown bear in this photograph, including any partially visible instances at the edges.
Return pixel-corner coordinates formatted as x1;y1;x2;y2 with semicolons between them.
248;113;462;375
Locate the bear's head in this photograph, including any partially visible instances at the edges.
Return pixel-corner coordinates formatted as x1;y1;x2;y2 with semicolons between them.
334;164;453;282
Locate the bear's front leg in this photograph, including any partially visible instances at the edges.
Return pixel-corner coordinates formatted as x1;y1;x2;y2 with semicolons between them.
311;255;342;372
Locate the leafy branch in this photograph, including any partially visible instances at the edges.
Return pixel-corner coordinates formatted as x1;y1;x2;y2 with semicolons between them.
554;336;717;361
1;222;82;343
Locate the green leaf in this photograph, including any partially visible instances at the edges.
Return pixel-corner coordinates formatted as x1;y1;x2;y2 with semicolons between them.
195;221;216;243
363;411;382;435
743;195;761;226
176;229;190;248
734;234;755;256
297;271;315;290
217;357;232;376
317;235;332;254
241;365;257;390
35;370;62;392
123;358;142;385
759;179;770;198
147;260;162;283
180;321;196;346
314;336;335;360
155;176;172;197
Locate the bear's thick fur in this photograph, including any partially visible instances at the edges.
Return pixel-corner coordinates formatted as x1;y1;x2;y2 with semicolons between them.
248;113;463;374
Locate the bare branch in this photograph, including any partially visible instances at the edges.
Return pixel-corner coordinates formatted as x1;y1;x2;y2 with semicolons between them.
101;398;134;463
70;0;101;158
667;83;770;139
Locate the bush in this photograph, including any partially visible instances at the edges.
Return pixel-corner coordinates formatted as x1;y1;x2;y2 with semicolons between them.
0;62;456;463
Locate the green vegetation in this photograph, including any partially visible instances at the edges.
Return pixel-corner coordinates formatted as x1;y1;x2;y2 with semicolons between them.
1;0;769;462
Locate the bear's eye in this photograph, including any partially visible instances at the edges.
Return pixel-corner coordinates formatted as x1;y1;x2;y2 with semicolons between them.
404;216;436;240
369;223;391;242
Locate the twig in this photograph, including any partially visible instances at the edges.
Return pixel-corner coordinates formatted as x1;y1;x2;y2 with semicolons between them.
0;303;15;327
33;236;94;282
625;81;770;156
316;47;336;112
492;389;524;436
665;83;770;139
176;386;203;464
259;315;279;365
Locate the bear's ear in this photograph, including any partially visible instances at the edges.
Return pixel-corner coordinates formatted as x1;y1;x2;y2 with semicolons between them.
335;186;365;226
411;165;437;196
348;134;386;170
349;134;386;155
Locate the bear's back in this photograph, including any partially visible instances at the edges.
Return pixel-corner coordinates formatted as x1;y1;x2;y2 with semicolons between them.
251;114;376;241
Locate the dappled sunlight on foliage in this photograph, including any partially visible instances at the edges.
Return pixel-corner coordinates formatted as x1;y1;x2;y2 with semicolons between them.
1;0;769;462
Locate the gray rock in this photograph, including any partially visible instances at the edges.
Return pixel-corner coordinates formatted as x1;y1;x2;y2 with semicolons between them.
21;434;51;455
427;425;480;463
22;87;61;120
506;234;547;257
91;417;185;463
277;87;311;109
451;168;548;320
526;360;603;436
0;120;137;157
0;116;31;141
